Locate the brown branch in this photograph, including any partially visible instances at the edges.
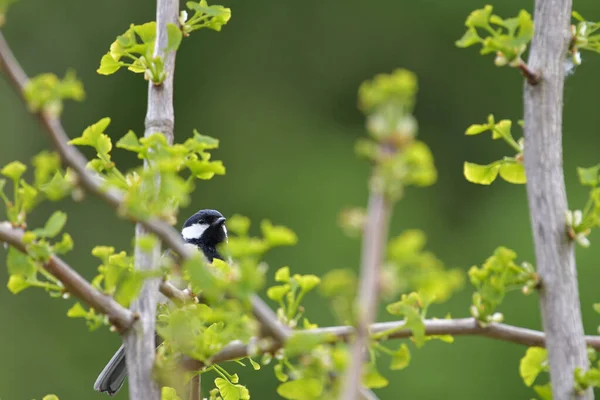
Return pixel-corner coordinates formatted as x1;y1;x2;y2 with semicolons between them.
523;1;591;399
341;182;392;397
518;61;541;86
0;222;136;332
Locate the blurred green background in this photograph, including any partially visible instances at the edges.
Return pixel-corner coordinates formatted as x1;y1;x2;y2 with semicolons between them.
2;0;600;399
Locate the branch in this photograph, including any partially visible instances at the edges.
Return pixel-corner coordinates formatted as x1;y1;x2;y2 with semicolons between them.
341;181;392;397
0;24;287;350
124;1;180;399
0;222;136;332
180;317;600;371
523;1;591;399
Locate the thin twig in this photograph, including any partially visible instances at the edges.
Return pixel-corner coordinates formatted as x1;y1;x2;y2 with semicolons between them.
0;222;136;332
523;1;591;399
341;184;392;397
518;61;540;86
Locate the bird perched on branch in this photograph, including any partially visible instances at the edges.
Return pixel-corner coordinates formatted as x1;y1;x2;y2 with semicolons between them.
93;209;228;396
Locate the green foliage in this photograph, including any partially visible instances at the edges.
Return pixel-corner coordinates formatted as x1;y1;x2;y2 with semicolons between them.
356;70;437;201
385;229;463;303
570;12;600;66
180;1;232;36
456;5;533;69
66;302;106;331
565;164;600;248
214;376;250;400
42;395;60;400
277;378;323;400
383;292;428;348
468;247;537;324
267;266;321;328
519;347;551;399
23;70;85;116
69;121;225;222
463;115;525;185
161;386;182;400
97;21;182;84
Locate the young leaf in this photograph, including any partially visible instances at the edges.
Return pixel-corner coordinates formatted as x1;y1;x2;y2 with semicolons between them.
260;220;298;246
166;23;183;52
276;378;323;400
463;161;500;185
214;377;250;400
578;165;600;187
499;162;526;184
390;343;411;370
519;347;548;387
34;211;67;238
7;274;31;294
362;364;389;389
161;386;183;400
1;160;27;181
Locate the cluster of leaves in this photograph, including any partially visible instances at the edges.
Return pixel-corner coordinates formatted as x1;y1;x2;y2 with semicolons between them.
179;1;232;36
468;247;538;324
68;118;225;223
4;211;72;296
98;1;230;84
355;69;436;201
565;165;600;248
569;12;600;66
463;115;526;185
98;21;182;83
23;70;85;117
456;5;533;69
519;347;551;400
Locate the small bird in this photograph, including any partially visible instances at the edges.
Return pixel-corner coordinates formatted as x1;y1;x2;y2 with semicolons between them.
93;209;228;396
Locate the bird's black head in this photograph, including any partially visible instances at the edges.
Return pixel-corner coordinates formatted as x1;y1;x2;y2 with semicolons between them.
181;209;227;261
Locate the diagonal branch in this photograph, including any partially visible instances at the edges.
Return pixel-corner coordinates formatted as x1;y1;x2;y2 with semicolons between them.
0;222;136;331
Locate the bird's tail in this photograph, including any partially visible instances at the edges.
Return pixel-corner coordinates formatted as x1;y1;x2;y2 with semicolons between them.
94;345;127;396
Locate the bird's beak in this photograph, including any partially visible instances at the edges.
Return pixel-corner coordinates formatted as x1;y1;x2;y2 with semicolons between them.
212;217;226;227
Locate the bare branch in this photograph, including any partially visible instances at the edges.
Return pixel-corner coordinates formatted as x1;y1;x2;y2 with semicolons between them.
341;188;391;398
0;222;136;332
189;374;201;400
124;1;180;399
523;1;591;399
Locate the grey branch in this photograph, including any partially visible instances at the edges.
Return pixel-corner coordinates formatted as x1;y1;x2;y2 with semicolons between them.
523;1;591;399
0;222;136;332
181;317;600;371
124;1;180;399
340;191;391;400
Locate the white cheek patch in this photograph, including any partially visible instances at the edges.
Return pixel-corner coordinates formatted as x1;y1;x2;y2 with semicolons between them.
182;223;209;240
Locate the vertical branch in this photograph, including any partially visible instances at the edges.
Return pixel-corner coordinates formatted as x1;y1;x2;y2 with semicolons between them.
523;1;591;399
341;191;391;400
124;1;180;399
189;375;201;400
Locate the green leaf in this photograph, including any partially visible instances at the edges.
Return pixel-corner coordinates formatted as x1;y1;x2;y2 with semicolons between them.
7;246;36;278
226;214;250;236
161;386;183;400
455;28;481;48
386;293;426;347
465;5;493;28
533;384;552;400
519;347;548;387
274;362;288;382
578;165;600;187
1;161;27;181
114;272;144;307
390;343;411;370
116;130;142;152
594;303;600;314
285;332;328;357
7;275;30;294
277;378;323;400
67;302;88;318
69;118;113;157
362;364;389;389
267;284;290;302
34;211;67;238
23;70;85;116
465;123;490;135
464;161;500;185
97;53;122;75
166;23;183;52
493;119;512;141
248;357;261;370
275;266;290;282
261;220;298;247
215;377;250;400
43;396;60;400
294;274;321;293
499;162;526;184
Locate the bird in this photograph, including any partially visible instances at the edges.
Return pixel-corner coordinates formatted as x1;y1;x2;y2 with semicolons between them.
93;209;228;396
